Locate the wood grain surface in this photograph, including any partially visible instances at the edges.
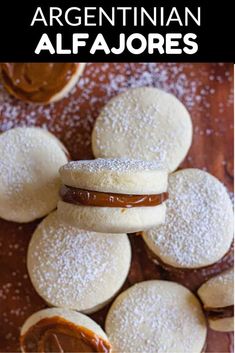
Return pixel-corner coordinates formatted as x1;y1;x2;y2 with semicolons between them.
0;63;234;352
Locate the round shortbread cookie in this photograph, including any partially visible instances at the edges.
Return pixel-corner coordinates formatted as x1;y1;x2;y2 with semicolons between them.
105;280;207;353
92;87;192;172
143;169;234;269
0;127;68;223
59;158;168;194
198;268;234;309
27;211;131;313
198;268;234;332
57;200;166;233
20;308;111;353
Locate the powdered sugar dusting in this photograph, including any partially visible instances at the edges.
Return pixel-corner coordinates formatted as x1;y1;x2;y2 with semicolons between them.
106;281;206;353
92;86;192;171
28;212;129;310
0;127;64;188
0;127;68;221
0;63;233;352
61;158;164;174
145;169;234;268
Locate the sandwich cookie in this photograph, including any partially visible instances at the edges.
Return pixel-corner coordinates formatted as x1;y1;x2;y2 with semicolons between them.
27;211;131;313
0;127;68;223
198;268;234;332
143;169;234;270
1;63;85;104
58;158;168;233
105;280;207;353
92;87;192;172
20;307;112;353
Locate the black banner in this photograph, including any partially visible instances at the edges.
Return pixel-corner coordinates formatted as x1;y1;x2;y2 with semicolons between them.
0;0;234;62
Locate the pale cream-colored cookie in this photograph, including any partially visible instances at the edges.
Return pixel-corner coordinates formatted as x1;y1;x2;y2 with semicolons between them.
58;158;168;233
58;201;166;234
59;158;167;194
209;317;234;332
143;169;234;269
92;87;192;172
105;280;207;353
27;211;131;313
20;308;112;353
1;63;86;104
198;268;234;308
0;127;68;223
198;268;234;332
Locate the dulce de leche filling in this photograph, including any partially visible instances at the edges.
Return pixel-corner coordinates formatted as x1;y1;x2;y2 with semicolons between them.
20;316;112;353
205;305;234;320
60;185;168;208
1;63;79;103
144;240;234;274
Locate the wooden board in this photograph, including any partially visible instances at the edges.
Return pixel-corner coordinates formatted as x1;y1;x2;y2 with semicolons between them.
0;63;234;352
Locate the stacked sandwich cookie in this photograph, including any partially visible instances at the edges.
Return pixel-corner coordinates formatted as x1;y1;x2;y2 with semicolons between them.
143;169;233;272
57;158;168;233
198;268;234;332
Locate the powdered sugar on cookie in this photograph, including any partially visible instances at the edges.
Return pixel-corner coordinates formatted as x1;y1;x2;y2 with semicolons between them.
61;158;164;174
106;281;206;353
144;169;234;268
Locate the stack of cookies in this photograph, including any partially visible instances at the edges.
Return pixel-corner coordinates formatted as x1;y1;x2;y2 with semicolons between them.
0;65;233;353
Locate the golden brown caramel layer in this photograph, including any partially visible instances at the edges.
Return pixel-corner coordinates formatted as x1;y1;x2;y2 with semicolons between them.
60;185;168;208
20;316;112;353
144;240;234;274
1;63;78;103
206;306;234;320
